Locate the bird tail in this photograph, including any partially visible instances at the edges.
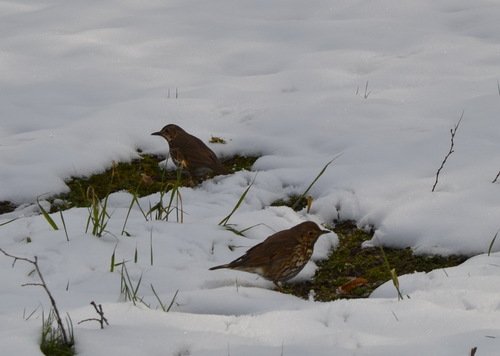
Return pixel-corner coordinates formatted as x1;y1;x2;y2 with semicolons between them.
215;164;229;175
209;264;229;271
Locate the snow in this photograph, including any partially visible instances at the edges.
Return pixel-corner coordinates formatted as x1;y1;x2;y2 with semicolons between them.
1;0;500;354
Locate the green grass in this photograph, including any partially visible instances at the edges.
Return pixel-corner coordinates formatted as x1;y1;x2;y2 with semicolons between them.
59;154;171;208
40;310;75;356
282;220;467;301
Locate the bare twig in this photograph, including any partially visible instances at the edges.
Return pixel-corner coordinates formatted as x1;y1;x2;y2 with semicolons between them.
355;81;372;99
431;111;464;192
492;170;500;183
78;301;109;329
23;306;40;321
0;248;73;347
363;80;371;99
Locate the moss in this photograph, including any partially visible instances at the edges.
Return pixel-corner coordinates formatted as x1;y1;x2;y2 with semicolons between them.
40;342;75;356
58;154;167;208
223;155;258;174
0;201;16;214
0;153;258;214
209;136;227;144
270;194;308;211
283;220;468;301
54;153;258;209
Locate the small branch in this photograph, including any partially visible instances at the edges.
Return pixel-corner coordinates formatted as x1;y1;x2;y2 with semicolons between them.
21;282;45;287
431;111;464;192
355;81;372;99
23;306;40;321
0;248;72;346
363;80;371;99
492;170;500;183
78;301;109;329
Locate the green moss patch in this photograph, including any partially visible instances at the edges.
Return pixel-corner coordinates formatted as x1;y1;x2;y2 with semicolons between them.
270;194;308;211
0;201;16;214
282;220;468;301
60;154;168;207
55;153;258;209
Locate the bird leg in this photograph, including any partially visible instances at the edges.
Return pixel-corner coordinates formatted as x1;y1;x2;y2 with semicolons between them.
273;281;284;293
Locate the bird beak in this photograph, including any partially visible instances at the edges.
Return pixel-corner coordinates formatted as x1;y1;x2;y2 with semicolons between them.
151;131;162;136
321;229;331;234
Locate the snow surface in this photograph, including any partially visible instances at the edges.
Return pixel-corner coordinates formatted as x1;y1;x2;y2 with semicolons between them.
1;0;500;354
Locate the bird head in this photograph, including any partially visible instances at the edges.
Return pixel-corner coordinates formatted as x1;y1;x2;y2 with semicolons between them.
296;221;330;244
151;124;183;142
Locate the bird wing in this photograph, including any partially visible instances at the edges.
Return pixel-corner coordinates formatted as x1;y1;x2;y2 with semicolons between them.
230;230;298;269
169;147;186;168
174;135;226;173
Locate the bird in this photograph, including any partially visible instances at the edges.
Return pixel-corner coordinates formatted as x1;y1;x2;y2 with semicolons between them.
151;124;227;180
209;221;330;288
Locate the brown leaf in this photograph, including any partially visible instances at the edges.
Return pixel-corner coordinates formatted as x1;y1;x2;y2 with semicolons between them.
336;277;368;295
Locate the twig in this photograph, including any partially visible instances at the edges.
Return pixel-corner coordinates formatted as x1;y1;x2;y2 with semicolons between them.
356;81;371;99
78;301;109;329
492;170;500;183
363;80;371;99
431;111;464;192
0;248;72;346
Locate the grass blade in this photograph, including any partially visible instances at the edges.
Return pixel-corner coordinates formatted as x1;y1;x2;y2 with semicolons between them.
59;210;69;241
238;223;264;235
150;228;154;266
291;156;340;210
166;289;179;312
488;229;499;256
110;245;117;273
0;217;18;227
36;197;59;230
379;245;404;300
121;193;137;236
218;174;257;226
150;284;166;312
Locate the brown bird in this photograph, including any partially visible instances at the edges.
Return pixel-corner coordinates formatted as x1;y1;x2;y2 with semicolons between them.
210;221;330;287
151;124;227;179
